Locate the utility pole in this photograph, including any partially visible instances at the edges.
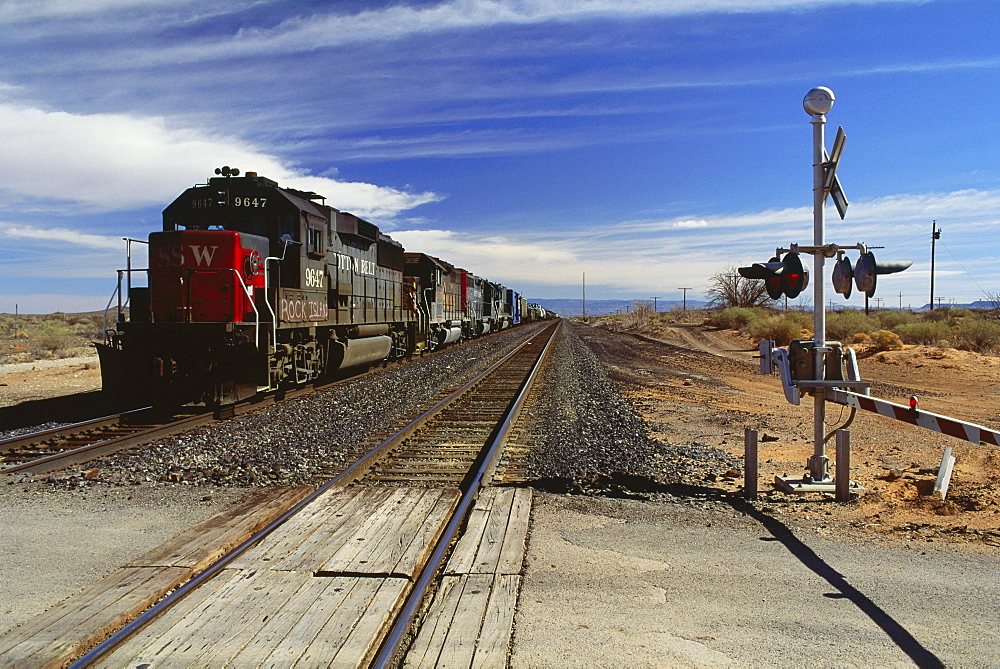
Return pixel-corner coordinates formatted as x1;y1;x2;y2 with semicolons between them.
582;272;586;320
650;296;660;313
930;220;940;310
899;291;903;311
677;287;692;313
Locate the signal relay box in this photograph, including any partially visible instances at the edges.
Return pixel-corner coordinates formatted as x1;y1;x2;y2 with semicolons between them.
788;340;846;382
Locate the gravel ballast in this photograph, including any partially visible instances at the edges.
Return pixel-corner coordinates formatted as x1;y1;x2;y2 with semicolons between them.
521;321;740;496
34;324;549;489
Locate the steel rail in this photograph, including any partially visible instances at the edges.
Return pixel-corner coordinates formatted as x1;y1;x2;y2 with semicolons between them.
1;414;126;454
372;320;558;666
69;322;553;669
0;409;214;476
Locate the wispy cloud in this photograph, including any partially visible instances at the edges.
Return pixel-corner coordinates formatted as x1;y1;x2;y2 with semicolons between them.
48;0;920;67
0;221;123;250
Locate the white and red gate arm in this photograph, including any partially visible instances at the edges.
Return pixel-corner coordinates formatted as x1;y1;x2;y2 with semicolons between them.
829;389;1000;447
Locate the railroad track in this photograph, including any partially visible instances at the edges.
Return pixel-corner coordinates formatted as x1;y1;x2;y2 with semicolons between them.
352;327;550;488
1;327;536;479
43;320;557;668
0;408;213;476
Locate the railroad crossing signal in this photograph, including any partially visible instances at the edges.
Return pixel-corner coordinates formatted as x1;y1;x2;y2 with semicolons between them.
831;251;913;299
738;251;809;299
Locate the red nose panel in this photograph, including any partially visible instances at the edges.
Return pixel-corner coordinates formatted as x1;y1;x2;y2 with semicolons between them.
149;231;260;323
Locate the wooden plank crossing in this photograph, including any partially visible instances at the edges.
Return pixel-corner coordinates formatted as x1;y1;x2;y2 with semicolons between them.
404;487;532;667
100;486;460;668
0;486;312;669
102;570;410;667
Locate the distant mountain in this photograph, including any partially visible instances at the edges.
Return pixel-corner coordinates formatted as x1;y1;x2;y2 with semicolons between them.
530;298;708;318
913;300;998;311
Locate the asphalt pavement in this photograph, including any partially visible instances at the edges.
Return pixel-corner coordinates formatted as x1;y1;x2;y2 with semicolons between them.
511;492;1000;668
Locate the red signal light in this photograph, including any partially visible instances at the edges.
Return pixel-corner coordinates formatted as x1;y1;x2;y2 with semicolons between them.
779;253;808;299
738;252;808;300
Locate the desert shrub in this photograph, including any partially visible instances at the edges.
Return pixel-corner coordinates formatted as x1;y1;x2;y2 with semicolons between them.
894;321;951;345
867;329;904;352
29;320;77;354
951;318;1000;353
825;310;876;342
781;309;813;330
708;307;761;330
747;314;803;345
921;309;949;322
948;307;973;320
875;310;918;329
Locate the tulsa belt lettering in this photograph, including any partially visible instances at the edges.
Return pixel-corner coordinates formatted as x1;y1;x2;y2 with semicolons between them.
336;253;375;276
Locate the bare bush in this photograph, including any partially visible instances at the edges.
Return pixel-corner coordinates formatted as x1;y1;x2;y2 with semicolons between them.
621;302;654;329
706;267;776;308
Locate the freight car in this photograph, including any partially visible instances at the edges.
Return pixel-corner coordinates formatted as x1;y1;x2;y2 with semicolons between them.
97;168;523;406
524;302;559;322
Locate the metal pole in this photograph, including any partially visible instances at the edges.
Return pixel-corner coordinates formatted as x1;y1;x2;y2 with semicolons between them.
807;88;831;481
744;429;759;500
835;429;851;502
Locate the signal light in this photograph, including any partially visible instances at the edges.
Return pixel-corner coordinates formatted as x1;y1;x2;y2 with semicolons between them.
738;252;809;299
830;251;912;299
763;255;783;300
832;256;853;298
853;251;912;298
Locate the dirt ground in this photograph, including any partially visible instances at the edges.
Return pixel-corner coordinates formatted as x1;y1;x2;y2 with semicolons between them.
0;355;101;407
3;323;999;550
588;319;1000;550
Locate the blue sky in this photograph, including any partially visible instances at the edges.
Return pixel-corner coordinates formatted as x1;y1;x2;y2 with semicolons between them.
1;0;997;313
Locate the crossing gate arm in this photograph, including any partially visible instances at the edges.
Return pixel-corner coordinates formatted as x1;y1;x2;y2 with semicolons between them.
829;389;1000;447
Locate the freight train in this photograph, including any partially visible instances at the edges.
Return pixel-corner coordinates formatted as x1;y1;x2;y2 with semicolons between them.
97;167;543;406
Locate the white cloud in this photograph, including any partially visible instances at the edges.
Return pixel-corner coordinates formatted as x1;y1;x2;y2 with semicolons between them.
391;188;1000;303
0;103;440;220
391;228;576;283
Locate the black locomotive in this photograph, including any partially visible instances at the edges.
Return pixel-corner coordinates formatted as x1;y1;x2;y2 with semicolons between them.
97;168;526;405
